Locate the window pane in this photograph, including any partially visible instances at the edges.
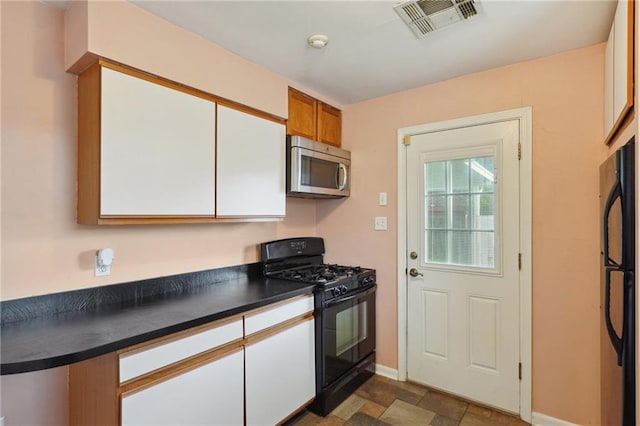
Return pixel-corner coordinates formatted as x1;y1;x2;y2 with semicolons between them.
425;196;446;229
425;161;446;195
425;230;447;263
470;156;495;193
448;159;469;193
423;153;497;270
471;194;495;230
450;231;472;265
450;195;470;229
472;231;495;268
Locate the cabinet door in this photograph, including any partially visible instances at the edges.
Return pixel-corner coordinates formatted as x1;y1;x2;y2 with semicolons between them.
612;0;631;123
216;105;286;217
121;350;244;426
245;319;316;425
317;102;342;147
100;67;215;216
287;89;317;140
604;24;614;137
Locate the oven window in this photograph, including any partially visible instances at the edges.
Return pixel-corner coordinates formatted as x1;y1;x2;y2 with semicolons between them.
301;155;339;189
336;302;367;356
323;290;376;385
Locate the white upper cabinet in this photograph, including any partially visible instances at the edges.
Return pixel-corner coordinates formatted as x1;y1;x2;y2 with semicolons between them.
216;105;286;217
603;0;634;144
77;60;287;224
100;68;216;216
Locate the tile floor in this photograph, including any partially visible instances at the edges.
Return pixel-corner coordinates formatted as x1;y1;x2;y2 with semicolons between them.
287;375;530;426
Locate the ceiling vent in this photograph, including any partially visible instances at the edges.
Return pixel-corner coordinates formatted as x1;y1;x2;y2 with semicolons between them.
394;0;479;38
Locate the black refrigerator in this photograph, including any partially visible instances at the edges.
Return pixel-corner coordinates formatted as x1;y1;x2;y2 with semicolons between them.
600;137;635;426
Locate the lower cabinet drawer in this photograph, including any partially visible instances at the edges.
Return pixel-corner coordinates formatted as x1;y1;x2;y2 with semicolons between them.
119;318;243;383
121;349;244;426
245;294;314;335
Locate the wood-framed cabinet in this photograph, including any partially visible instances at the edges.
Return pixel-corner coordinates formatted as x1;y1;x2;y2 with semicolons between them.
216;104;286;218
97;66;216;218
77;59;286;225
603;0;634;144
69;295;315;426
287;87;342;147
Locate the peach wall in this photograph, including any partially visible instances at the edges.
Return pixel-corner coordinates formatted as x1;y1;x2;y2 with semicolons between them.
67;0;292;118
1;1;316;422
317;45;608;424
1;0;317;302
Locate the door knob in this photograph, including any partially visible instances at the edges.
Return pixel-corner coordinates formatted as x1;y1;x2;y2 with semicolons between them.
409;268;423;277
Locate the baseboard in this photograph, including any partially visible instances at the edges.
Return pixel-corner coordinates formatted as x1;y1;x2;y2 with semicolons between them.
374;364;398;380
531;412;579;426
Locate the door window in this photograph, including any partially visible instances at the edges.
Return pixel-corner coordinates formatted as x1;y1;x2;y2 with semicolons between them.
423;154;497;270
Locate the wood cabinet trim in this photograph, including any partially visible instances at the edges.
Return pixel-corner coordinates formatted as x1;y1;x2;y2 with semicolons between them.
117;314;243;357
276;397;316;426
92;217;283;225
69;352;119;426
77;61;102;225
120;313;313;397
604;0;635;145
243;294;311;318
244;312;314;346
119;341;245;397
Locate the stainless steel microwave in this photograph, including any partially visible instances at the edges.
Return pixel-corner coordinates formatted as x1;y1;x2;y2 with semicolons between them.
286;136;351;198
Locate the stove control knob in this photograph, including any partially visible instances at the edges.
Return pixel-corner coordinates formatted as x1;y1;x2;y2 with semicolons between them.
341;285;348;295
333;288;342;297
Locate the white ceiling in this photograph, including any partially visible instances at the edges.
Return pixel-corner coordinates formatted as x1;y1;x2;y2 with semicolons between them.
128;1;615;105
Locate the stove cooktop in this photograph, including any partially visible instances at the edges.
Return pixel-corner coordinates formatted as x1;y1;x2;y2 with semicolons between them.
269;264;372;286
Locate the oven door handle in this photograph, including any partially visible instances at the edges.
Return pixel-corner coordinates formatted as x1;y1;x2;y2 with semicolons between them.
323;285;376;308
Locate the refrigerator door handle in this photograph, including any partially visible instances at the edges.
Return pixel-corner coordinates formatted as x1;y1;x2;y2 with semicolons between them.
602;180;622;268
604;267;624;366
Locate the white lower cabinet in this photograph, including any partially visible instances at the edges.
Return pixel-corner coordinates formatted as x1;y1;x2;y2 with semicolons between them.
69;297;315;426
121;349;244;426
245;318;316;426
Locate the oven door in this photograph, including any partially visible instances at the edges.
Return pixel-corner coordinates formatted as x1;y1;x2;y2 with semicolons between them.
322;285;376;386
289;146;350;197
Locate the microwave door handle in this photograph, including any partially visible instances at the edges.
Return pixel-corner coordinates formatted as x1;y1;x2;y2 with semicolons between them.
602;180;622;268
604;268;624;366
337;163;348;190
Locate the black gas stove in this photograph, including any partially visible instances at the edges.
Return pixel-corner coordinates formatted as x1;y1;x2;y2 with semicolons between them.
261;238;376;301
261;237;377;416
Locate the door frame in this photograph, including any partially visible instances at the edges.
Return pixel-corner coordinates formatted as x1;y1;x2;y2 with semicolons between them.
396;107;532;422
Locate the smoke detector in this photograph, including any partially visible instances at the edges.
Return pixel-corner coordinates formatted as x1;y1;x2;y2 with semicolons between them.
394;0;479;38
308;34;329;49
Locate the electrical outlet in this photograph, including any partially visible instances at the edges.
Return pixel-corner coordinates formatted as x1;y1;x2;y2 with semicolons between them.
374;216;387;231
95;256;111;277
379;192;388;206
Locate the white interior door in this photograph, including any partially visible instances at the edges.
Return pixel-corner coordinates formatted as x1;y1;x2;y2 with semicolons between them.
406;120;521;413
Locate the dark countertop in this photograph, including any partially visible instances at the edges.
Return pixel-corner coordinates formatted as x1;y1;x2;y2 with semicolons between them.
1;265;315;375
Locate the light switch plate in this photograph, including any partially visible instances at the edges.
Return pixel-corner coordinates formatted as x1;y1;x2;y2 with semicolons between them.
379;192;388;206
374;216;388;231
